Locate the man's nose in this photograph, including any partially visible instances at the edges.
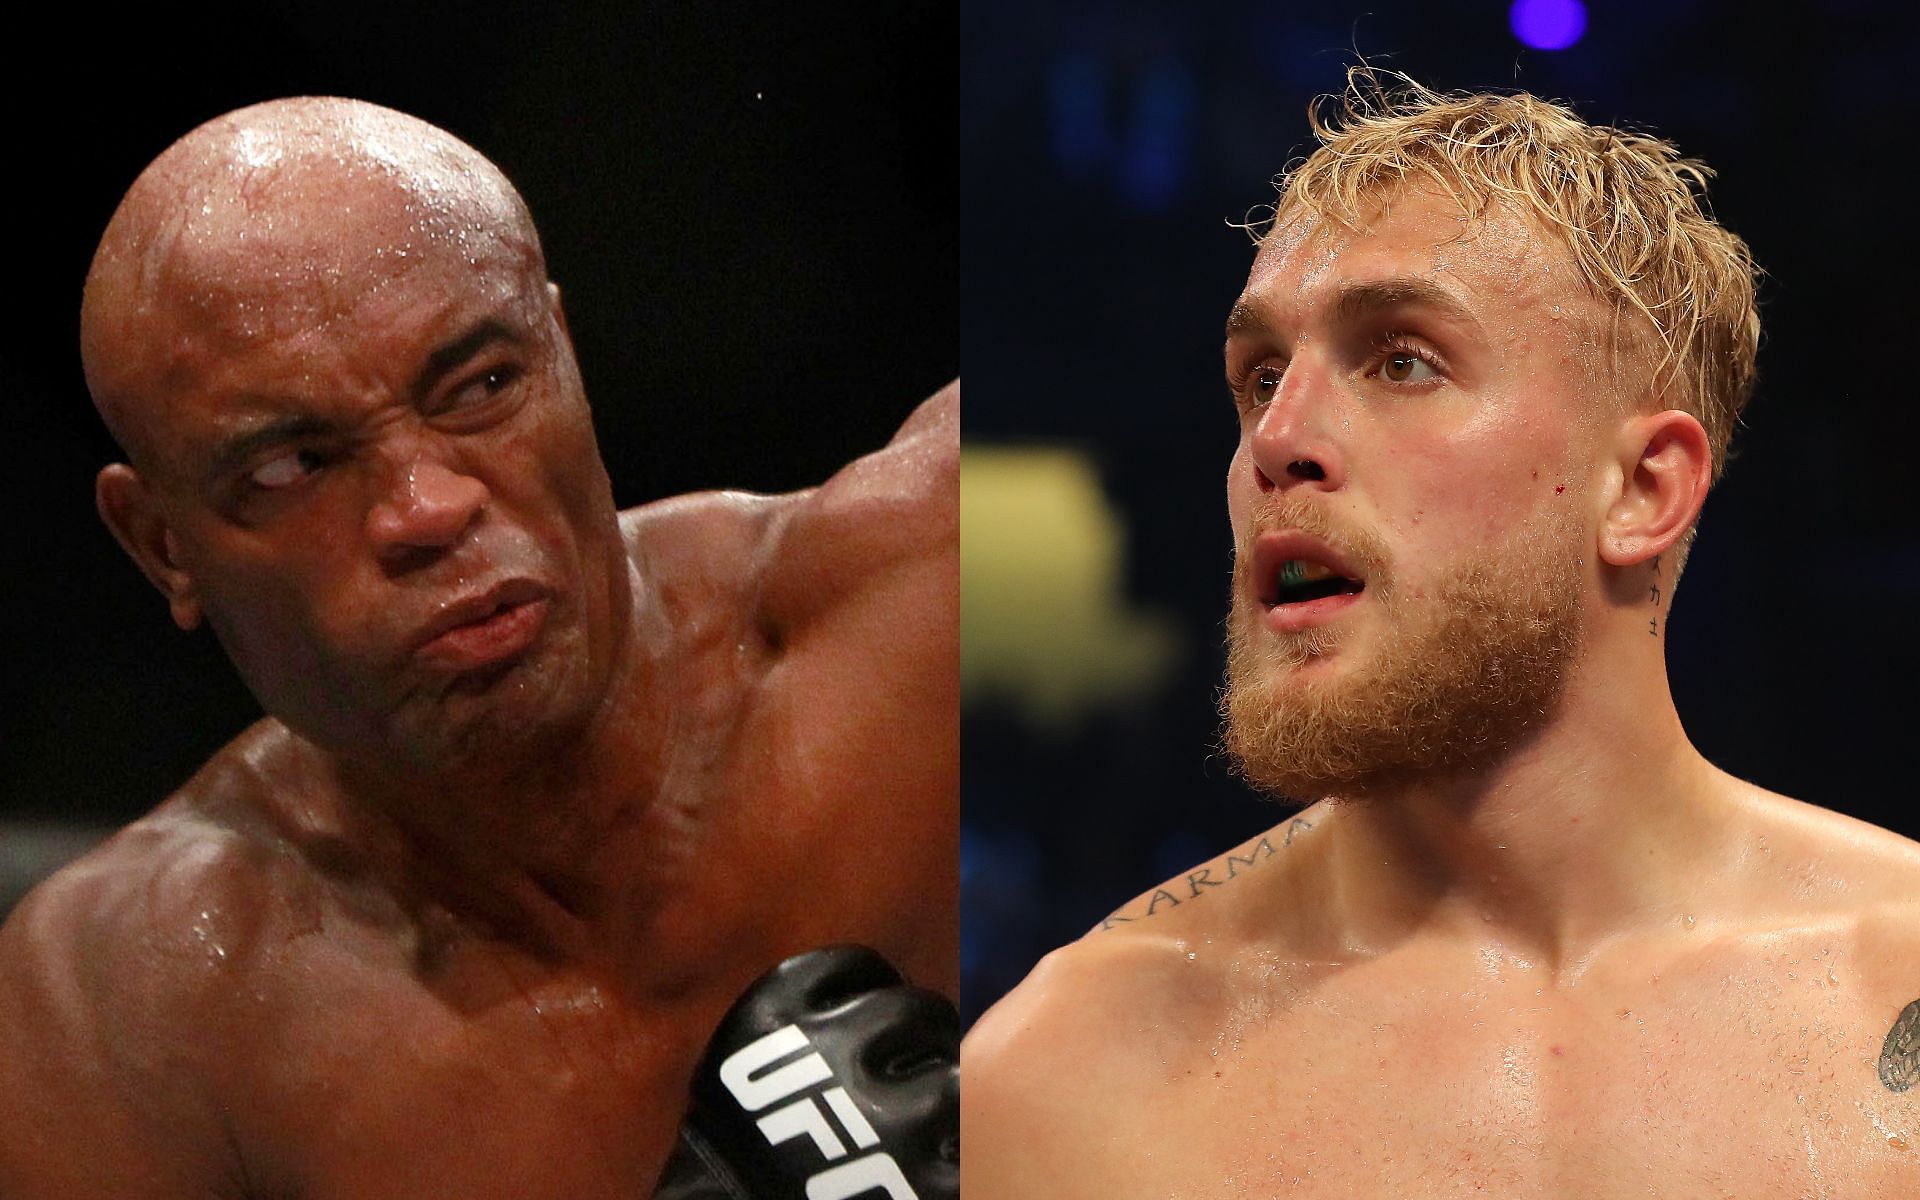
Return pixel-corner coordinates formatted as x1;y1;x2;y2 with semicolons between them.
365;454;489;561
1246;357;1347;495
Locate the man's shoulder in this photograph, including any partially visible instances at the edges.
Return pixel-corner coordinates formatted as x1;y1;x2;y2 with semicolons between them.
962;931;1184;1189
615;380;957;549
967;815;1324;1075
4;797;298;1005
962;817;1317;1196
965;929;1188;1070
617;493;804;654
785;378;956;568
1725;779;1920;920
1;722;374;1010
619;489;788;548
1700;779;1920;995
0;785;310;1192
618;380;957;631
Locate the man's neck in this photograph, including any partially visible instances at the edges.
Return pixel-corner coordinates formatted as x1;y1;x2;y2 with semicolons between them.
325;562;695;962
1315;636;1737;978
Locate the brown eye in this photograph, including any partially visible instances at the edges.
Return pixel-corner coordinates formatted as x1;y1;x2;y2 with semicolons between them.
1249;365;1283;404
1381;353;1436;384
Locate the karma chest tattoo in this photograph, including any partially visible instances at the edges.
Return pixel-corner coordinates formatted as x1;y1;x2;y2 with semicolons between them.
1879;999;1920;1093
1096;816;1313;931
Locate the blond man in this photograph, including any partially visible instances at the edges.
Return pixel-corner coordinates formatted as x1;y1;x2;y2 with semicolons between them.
963;75;1920;1197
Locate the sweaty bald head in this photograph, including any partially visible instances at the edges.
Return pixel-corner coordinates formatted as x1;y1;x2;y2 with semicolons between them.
82;97;548;474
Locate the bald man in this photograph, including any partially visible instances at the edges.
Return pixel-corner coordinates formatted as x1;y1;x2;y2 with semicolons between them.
964;81;1920;1196
0;99;956;1197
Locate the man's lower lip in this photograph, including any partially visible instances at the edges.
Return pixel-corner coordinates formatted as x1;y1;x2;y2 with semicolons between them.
416;598;550;670
1261;589;1364;632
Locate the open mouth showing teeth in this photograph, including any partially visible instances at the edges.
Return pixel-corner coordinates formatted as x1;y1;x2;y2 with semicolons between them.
1271;559;1364;606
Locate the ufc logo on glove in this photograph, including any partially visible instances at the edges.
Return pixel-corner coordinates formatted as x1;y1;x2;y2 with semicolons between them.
721;1021;925;1198
654;947;957;1200
719;1023;919;1200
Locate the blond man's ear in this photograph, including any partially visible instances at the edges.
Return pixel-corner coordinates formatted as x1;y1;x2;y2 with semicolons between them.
1597;409;1713;569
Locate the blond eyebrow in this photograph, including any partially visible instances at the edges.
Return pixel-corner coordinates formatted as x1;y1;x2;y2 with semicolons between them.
1225;274;1484;342
1328;276;1482;332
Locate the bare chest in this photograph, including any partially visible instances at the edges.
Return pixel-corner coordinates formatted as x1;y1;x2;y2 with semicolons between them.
223;936;721;1200
1073;954;1920;1199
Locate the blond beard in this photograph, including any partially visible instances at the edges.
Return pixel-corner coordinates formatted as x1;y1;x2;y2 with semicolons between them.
1221;503;1585;803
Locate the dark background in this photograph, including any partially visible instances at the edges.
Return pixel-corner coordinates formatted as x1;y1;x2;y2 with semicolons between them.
2;1;956;910
960;0;1920;1024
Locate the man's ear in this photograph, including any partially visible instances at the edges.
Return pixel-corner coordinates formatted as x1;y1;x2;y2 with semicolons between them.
1597;409;1712;567
96;464;203;631
547;281;571;339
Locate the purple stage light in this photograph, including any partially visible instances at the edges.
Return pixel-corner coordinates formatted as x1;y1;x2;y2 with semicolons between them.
1510;0;1587;51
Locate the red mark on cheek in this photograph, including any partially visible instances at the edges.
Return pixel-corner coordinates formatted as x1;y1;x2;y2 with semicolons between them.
1531;469;1539;481
1551;1045;1565;1057
1555;485;1566;494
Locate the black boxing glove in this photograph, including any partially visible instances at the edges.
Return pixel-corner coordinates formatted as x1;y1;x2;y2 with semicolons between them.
652;946;958;1200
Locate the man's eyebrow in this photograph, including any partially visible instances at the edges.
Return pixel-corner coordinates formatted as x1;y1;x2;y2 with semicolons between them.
1327;276;1482;332
205;414;337;481
1226;300;1261;339
198;318;528;482
1224;276;1483;341
412;317;525;395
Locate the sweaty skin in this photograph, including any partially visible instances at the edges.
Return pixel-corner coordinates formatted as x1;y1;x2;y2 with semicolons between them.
962;193;1920;1197
0;100;956;1199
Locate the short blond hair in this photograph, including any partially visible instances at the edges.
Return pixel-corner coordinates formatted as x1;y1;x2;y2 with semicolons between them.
1271;70;1760;482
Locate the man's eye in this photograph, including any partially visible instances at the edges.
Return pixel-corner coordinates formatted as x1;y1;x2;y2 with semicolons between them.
445;365;521;412
1243;365;1284;408
1380;352;1438;384
248;449;323;489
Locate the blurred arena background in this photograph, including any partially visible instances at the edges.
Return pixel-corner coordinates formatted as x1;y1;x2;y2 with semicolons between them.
1;2;956;917
961;0;1920;1024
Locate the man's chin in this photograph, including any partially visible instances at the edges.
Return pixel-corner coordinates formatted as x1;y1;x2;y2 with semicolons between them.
1220;658;1428;802
381;639;595;776
1220;555;1583;803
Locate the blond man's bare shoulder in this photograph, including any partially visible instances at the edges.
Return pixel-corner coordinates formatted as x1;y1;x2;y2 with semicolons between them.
1696;776;1920;1010
962;815;1326;1193
1716;777;1920;920
973;811;1324;1038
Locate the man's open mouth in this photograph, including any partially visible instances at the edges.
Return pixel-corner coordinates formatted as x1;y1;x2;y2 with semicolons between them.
1267;559;1365;607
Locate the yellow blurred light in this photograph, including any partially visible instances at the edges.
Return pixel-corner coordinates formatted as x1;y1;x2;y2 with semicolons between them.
961;445;1179;731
